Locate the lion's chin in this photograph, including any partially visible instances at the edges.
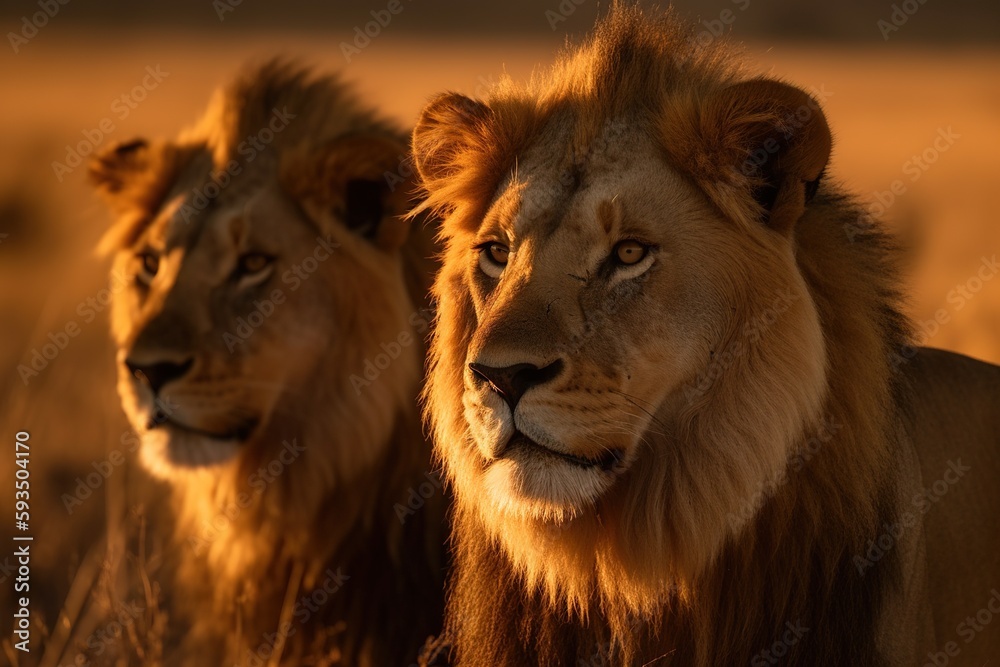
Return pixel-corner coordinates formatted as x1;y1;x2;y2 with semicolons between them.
480;438;621;523
139;425;245;479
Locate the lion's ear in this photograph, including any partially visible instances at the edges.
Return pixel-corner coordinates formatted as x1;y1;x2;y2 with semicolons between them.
88;138;152;206
663;78;832;235
412;92;491;189
90;139;194;256
283;133;413;250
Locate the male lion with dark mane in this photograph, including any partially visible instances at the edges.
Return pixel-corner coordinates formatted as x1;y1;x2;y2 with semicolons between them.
90;61;444;666
412;6;1000;666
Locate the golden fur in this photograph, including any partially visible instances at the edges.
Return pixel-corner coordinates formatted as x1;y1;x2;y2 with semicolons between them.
414;6;1000;665
91;61;444;666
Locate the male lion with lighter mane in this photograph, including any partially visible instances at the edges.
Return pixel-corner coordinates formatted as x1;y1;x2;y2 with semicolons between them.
90;61;444;666
413;6;1000;666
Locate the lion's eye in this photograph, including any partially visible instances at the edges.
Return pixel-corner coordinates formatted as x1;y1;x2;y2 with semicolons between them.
488;243;509;265
137;253;159;285
235;253;274;287
478;242;509;279
238;253;272;275
613;240;648;265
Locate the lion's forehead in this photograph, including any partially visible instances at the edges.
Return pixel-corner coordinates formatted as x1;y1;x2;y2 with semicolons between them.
153;182;302;267
138;151;279;245
503;134;690;261
527;167;708;241
151;200;236;265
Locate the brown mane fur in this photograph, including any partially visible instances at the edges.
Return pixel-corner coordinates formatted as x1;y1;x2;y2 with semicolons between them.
92;62;445;666
417;6;911;665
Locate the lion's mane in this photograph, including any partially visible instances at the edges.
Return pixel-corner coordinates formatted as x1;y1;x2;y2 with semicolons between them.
417;7;909;665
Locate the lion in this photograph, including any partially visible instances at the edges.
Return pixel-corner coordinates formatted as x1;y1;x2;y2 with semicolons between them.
411;6;1000;666
89;61;445;666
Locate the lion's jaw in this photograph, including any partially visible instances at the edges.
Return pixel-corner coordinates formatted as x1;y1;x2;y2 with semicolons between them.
435;123;829;612
117;365;260;475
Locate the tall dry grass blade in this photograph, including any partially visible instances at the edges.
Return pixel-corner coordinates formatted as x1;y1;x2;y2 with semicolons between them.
266;561;304;667
2;638;19;666
37;537;106;667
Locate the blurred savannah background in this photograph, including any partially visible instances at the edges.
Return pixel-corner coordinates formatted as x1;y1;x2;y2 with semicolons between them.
0;0;997;664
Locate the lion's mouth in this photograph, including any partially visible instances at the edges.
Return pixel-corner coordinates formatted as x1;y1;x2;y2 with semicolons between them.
501;431;624;472
147;413;258;443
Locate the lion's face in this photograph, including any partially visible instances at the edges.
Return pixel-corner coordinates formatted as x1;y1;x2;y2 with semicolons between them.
112;180;300;470
415;72;834;593
458;127;719;520
446;120;823;526
94;133;422;480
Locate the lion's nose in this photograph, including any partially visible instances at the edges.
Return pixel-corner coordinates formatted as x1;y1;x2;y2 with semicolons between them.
469;360;564;411
126;357;194;395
